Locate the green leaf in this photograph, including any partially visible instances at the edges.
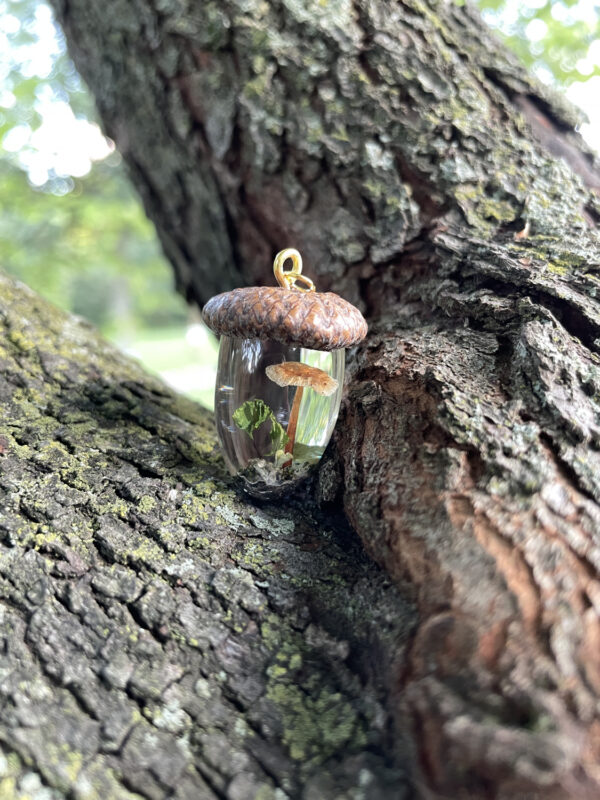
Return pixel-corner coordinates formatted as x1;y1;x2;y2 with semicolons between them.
232;399;271;436
269;417;289;453
233;399;289;456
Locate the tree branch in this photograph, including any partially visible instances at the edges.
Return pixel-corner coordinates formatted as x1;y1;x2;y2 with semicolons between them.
0;273;413;798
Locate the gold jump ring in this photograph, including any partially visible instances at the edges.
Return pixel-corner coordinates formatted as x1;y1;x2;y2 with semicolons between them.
273;248;316;293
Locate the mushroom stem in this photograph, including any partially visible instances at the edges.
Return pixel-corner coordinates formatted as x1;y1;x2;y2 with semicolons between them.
284;385;304;462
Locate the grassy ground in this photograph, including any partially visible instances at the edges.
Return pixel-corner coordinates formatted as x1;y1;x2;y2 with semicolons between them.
110;324;219;409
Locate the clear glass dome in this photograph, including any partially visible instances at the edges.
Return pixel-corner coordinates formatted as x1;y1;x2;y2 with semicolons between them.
215;336;345;498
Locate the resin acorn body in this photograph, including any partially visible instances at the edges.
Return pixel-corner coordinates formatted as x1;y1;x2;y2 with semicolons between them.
202;249;367;498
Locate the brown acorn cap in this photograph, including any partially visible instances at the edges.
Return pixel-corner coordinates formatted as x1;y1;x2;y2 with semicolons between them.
202;286;368;351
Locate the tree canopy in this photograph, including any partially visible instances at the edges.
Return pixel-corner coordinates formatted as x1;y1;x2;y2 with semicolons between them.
0;0;185;334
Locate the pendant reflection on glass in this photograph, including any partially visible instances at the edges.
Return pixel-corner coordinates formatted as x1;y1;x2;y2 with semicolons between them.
202;248;368;498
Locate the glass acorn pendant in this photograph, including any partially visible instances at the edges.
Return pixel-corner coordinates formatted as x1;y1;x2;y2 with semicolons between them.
202;249;368;498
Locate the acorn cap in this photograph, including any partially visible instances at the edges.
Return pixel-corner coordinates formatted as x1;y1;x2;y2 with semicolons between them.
202;286;367;351
265;362;339;396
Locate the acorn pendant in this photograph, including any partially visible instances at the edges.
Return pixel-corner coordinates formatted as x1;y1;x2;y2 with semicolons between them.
202;249;367;498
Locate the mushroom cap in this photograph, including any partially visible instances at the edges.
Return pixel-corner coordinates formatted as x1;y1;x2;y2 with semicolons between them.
202;286;367;351
265;362;339;396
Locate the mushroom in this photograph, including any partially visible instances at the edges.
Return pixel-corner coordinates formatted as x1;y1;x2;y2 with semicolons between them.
265;362;338;459
265;362;338;396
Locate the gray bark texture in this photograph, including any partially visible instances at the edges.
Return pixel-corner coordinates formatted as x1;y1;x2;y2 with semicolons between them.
5;0;600;797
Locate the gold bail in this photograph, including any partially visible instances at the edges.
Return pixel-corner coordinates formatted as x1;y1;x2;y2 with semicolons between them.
273;248;316;293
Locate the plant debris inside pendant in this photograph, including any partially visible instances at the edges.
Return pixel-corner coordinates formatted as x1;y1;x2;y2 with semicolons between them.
202;248;367;499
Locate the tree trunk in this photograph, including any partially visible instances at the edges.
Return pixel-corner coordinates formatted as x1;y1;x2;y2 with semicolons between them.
21;0;600;797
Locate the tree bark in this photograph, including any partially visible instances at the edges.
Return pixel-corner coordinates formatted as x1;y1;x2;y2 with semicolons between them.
24;0;600;797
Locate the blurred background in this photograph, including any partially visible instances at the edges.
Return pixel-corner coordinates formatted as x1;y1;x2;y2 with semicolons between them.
0;0;598;409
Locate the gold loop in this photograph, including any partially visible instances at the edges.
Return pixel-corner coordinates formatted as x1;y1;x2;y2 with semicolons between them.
287;272;316;292
273;248;316;293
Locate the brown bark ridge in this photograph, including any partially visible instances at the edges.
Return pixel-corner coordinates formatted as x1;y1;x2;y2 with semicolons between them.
0;272;414;798
36;0;600;796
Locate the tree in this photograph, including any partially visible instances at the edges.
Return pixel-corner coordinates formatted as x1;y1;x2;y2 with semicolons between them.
2;0;600;798
0;0;186;336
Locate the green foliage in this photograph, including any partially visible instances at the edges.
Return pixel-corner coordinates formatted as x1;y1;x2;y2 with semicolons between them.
269;416;290;455
0;0;95;178
0;0;188;335
233;399;289;455
0;158;186;332
233;399;272;435
232;401;323;463
475;0;600;86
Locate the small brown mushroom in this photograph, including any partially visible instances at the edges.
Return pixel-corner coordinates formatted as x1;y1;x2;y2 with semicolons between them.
265;362;338;396
265;362;339;461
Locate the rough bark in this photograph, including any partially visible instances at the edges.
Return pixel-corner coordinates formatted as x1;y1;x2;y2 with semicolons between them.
0;273;414;799
23;0;600;797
